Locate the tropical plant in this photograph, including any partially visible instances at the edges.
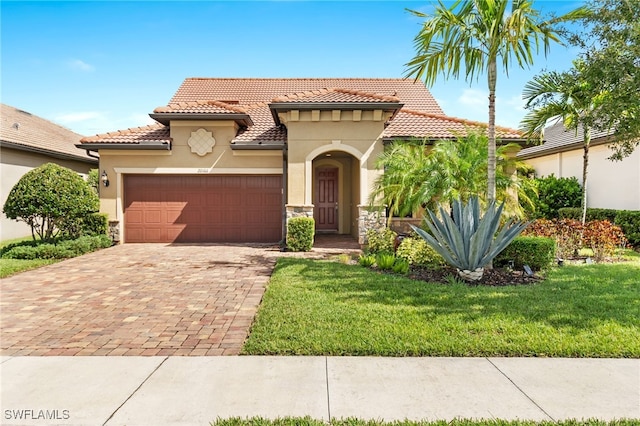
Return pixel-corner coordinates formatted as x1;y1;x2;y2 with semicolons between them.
569;0;640;160
392;258;410;274
405;0;587;203
375;252;397;270
520;65;603;224
358;254;376;267
412;196;529;281
3;163;99;242
370;133;535;218
532;175;582;219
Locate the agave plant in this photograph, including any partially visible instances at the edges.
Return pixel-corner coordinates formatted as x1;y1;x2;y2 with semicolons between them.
411;196;529;281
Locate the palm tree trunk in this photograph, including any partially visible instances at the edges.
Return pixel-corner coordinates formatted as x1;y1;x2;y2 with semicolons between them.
487;59;497;203
581;127;591;224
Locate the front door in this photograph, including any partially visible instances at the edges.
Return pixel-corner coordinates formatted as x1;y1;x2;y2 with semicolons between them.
315;167;338;231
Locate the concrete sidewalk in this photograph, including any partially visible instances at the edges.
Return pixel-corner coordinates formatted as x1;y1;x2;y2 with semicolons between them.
1;356;638;425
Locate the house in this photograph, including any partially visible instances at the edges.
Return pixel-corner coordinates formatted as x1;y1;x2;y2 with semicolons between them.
77;78;523;244
518;121;640;211
1;104;98;241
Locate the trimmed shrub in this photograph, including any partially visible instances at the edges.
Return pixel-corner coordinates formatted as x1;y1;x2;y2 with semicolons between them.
495;236;556;271
365;228;397;254
533;175;582;219
395;237;444;266
558;207;617;222
61;213;110;239
583;220;627;262
615;210;640;248
3;163;99;241
286;217;315;252
1;235;112;260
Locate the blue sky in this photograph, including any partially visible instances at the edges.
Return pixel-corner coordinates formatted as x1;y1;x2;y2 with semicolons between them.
1;0;585;137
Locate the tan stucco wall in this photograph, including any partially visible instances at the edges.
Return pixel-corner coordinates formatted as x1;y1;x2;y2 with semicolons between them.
97;120;283;241
524;144;640;210
1;147;96;241
281;109;389;207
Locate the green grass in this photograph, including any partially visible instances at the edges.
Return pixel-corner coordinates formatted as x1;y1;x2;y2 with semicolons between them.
242;257;640;357
0;236;56;278
0;258;57;278
212;417;639;426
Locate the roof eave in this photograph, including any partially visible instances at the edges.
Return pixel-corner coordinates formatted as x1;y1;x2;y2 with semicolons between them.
517;135;613;159
1;139;98;164
149;113;253;127
230;143;285;150
269;102;403;125
76;141;172;151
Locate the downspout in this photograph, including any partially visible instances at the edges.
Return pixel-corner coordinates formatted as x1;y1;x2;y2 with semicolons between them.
281;143;288;250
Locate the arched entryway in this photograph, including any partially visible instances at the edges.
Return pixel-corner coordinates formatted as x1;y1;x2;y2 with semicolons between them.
312;151;360;237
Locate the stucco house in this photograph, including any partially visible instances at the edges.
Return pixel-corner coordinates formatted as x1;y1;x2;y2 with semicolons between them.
518;121;640;211
1;104;98;241
77;78;523;244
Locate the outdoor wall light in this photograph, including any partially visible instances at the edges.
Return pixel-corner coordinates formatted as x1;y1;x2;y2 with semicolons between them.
101;170;110;187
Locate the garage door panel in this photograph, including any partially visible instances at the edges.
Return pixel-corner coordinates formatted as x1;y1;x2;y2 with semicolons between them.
124;175;282;243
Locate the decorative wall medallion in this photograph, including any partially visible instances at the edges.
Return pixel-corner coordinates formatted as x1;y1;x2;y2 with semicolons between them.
188;128;216;156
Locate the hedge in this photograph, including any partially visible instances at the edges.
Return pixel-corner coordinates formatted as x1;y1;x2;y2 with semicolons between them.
495;236;556;271
286;217;315;252
1;235;112;260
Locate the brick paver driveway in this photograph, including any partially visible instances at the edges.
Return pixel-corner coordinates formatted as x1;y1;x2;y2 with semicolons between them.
1;244;280;356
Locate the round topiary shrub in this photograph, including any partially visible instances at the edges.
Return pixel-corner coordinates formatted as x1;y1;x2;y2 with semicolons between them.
3;163;99;241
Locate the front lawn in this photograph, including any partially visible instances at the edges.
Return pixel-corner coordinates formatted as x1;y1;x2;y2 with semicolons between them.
242;257;639;357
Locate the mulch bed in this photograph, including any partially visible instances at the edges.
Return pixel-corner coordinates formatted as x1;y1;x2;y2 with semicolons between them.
409;265;544;286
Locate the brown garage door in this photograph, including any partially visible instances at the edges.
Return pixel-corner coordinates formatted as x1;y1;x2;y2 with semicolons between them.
124;175;282;243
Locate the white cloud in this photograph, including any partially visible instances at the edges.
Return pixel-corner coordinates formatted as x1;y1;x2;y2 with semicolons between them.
458;88;488;111
68;59;95;72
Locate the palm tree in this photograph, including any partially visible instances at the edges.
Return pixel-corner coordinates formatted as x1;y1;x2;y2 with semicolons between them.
405;0;587;203
370;132;535;220
520;66;604;224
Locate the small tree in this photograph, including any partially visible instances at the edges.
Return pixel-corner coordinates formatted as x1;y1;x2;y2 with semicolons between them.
3;163;99;242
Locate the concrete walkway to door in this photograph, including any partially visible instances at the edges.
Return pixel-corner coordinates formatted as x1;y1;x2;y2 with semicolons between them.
0;244;284;356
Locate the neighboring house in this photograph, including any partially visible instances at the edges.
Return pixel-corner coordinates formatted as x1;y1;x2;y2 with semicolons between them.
518;121;640;211
1;104;98;241
77;78;523;244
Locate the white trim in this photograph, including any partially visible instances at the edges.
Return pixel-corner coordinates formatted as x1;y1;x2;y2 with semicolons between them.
232;150;282;157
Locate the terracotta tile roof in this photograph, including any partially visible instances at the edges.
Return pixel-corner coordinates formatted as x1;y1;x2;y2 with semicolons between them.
518;121;613;158
170;78;441;113
232;105;286;147
153;100;248;114
383;109;524;140
272;88;400;104
79;123;171;144
1;103;96;162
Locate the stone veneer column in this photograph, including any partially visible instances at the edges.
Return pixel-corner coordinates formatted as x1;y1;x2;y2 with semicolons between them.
285;205;314;221
357;205;386;245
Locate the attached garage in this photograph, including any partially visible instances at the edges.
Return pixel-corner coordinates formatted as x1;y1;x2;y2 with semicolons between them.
124;175;282;243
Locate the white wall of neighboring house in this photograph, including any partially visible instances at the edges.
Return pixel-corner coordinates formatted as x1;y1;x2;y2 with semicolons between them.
525;144;640;211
